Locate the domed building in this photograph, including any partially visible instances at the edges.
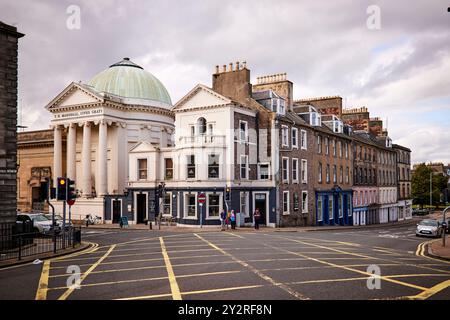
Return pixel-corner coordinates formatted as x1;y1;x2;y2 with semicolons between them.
46;58;174;222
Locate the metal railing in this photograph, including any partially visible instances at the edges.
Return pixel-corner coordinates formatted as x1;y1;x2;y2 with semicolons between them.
0;224;82;262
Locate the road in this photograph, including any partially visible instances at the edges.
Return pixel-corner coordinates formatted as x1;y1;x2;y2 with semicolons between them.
0;223;449;300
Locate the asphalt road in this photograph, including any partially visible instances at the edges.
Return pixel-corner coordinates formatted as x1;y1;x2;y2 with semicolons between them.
1;224;449;300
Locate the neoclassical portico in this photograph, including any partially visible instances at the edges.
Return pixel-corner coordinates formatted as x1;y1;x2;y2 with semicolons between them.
52;119;128;198
46;57;175;221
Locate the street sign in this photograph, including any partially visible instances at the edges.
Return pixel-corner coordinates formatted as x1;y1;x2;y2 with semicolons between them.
67;199;75;206
198;193;206;204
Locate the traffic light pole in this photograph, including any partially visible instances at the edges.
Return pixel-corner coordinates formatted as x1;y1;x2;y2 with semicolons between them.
62;200;66;249
46;195;57;254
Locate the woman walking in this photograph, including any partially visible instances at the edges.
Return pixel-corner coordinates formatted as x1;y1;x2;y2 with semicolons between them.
230;210;236;230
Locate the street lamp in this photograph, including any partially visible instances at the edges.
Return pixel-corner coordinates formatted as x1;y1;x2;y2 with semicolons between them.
430;171;432;209
442;206;450;247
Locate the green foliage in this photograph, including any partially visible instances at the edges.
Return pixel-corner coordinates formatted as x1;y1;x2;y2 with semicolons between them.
412;163;448;208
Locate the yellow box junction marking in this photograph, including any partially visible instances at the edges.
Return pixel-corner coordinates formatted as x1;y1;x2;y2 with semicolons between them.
274;236;428;292
35;260;51;300
405;279;450;300
194;233;309;300
159;237;182;300
57;244;116;300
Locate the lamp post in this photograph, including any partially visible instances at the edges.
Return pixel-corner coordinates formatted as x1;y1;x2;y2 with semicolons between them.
442;206;450;247
429;171;432;210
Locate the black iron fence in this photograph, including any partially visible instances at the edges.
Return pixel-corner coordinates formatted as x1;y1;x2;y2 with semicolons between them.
0;223;82;262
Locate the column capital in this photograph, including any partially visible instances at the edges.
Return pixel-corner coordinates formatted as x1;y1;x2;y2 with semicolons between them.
51;124;63;130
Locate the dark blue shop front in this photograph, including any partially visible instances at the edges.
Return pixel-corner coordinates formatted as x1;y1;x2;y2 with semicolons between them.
315;186;353;226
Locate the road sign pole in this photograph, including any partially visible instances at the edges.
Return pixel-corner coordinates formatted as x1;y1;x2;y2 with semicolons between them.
199;203;203;228
198;192;206;228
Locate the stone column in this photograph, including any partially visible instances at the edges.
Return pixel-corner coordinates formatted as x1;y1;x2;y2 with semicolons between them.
97;120;108;196
53;125;62;187
67;123;77;181
81;121;92;197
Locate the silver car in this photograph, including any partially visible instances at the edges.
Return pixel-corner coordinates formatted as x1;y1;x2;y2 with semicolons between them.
415;219;442;238
19;213;60;234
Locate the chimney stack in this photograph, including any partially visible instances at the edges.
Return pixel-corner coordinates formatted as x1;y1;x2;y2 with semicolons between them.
212;60;251;103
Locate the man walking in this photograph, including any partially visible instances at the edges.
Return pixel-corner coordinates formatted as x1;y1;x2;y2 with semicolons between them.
254;208;261;230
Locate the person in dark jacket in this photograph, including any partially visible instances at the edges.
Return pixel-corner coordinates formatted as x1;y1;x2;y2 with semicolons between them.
230;210;236;230
254;208;261;230
220;210;226;231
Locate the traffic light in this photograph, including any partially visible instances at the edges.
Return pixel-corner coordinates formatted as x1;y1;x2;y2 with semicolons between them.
225;187;231;202
56;177;67;201
50;187;56;200
67;178;76;201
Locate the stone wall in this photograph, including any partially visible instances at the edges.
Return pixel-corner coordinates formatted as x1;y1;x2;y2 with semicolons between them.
0;22;24;227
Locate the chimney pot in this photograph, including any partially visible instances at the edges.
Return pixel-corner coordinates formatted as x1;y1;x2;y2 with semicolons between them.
236;61;240;71
243;61;247;69
229;62;233;72
223;65;226;72
215;65;219;74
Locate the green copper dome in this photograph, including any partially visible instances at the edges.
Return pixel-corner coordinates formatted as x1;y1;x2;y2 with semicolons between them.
88;58;172;107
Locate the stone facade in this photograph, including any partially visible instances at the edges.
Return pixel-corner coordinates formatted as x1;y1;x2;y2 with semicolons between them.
296;96;343;118
393;144;412;221
342;107;370;132
0;22;24;229
351;132;380;225
17;129;66;212
312;126;353;225
277;115;315;226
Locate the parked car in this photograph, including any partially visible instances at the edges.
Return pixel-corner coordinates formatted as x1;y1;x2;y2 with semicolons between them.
412;208;430;216
44;214;72;230
415;219;443;238
17;213;60;235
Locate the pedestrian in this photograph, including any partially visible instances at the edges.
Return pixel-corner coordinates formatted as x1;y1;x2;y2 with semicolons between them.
226;211;231;230
220;210;226;231
230;210;236;230
254;208;261;230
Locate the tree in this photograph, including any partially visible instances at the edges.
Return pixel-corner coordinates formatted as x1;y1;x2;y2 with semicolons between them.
412;163;448;208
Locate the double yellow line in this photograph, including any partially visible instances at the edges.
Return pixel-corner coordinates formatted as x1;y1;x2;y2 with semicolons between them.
415;239;450;265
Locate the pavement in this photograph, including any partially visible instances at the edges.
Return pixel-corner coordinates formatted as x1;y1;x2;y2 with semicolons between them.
427;236;450;261
0;242;92;269
1;222;449;300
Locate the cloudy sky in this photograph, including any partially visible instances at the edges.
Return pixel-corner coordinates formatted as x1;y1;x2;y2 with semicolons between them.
1;0;449;164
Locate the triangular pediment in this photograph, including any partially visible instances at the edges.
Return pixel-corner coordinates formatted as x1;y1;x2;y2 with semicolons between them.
129;141;159;153
46;82;104;111
172;84;233;111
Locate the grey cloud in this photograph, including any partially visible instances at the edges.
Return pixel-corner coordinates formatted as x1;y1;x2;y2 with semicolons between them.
1;0;449;163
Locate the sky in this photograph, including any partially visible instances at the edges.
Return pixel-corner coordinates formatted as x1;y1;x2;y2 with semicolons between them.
1;0;449;165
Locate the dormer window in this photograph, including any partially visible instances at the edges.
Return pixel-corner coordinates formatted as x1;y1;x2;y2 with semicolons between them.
272;98;278;112
279;99;285;115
